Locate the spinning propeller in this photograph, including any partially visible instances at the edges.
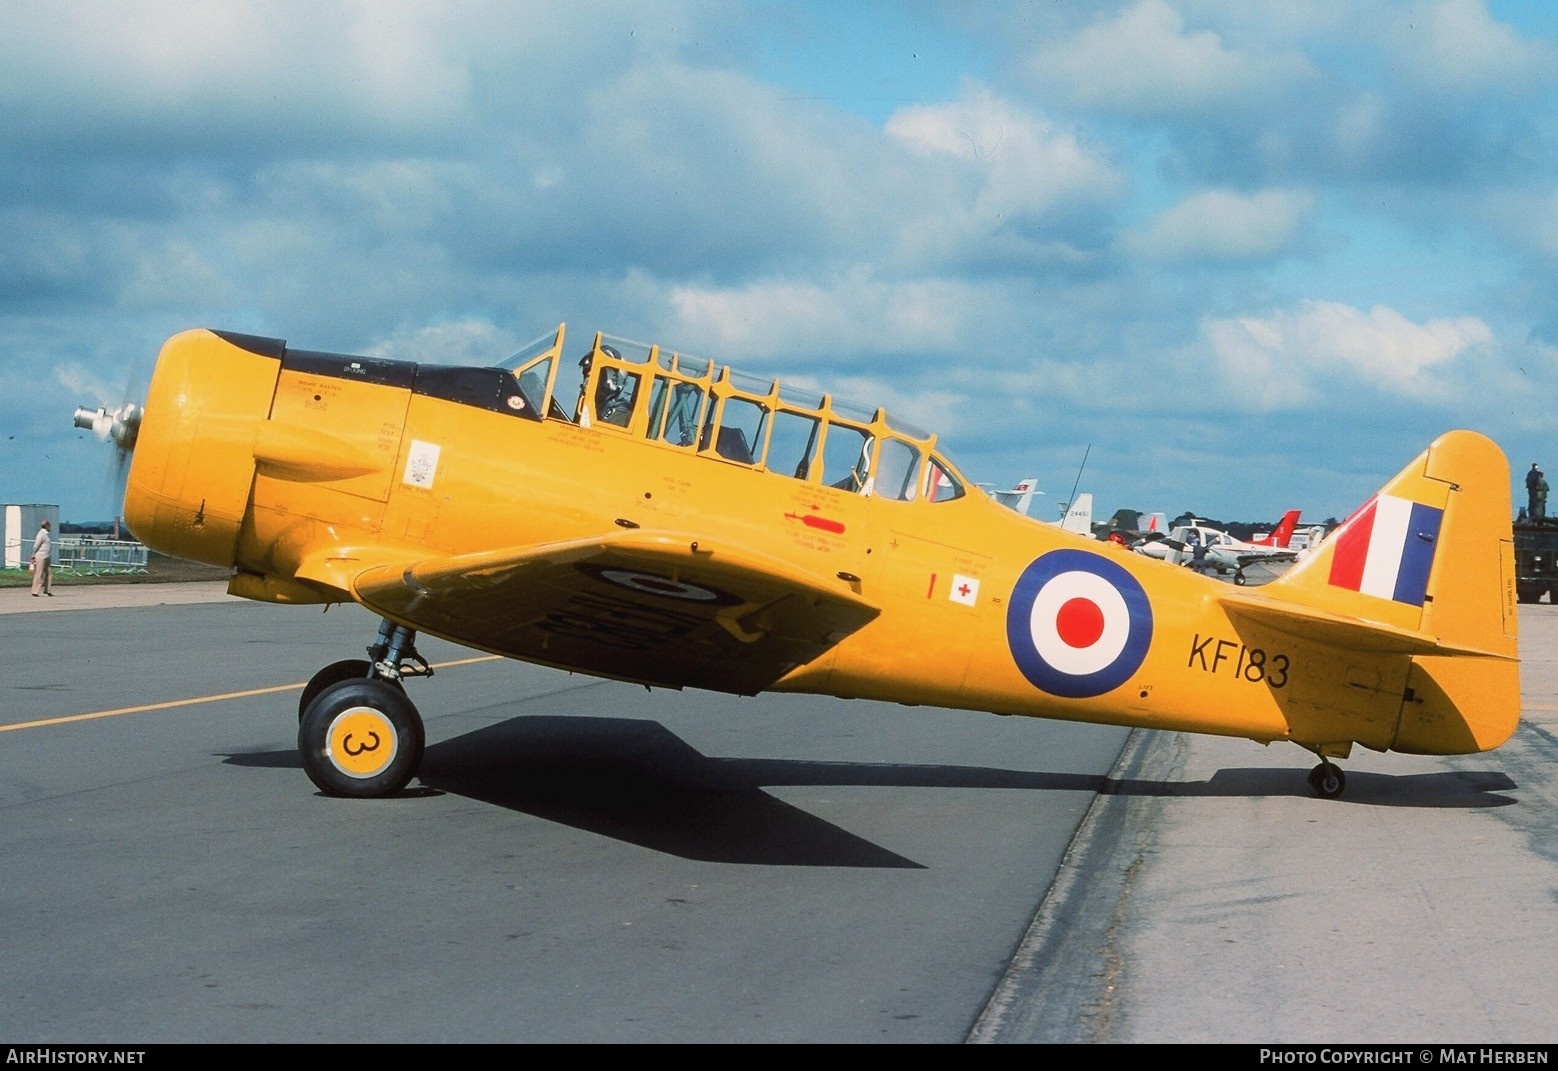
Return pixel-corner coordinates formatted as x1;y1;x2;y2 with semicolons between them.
73;388;144;515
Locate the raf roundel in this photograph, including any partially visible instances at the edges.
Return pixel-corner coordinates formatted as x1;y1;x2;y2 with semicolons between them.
1006;549;1153;699
576;563;742;606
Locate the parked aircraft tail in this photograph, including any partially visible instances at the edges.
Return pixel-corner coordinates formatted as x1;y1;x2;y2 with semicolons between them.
991;478;1040;516
1057;492;1092;535
1223;430;1518;756
1251;508;1303;547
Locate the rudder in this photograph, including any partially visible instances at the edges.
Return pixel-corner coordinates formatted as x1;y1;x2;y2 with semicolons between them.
1264;431;1518;754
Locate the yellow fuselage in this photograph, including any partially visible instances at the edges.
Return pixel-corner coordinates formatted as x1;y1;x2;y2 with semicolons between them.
124;329;1519;761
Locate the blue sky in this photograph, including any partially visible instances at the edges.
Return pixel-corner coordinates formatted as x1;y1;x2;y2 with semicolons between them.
4;0;1558;528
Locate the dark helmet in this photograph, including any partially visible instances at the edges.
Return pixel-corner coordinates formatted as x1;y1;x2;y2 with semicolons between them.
580;343;622;372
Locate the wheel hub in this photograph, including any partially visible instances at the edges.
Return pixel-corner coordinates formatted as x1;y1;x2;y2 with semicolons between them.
326;706;400;779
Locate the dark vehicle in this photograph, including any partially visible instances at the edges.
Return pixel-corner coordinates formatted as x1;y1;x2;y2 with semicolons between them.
1514;517;1558;603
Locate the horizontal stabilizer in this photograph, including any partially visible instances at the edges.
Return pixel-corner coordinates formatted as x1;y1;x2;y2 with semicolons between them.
1219;588;1515;660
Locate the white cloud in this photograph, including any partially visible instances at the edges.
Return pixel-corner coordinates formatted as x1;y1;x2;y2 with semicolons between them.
886;85;1124;216
0;2;475;151
664;271;980;363
1332;94;1390;170
1026;0;1314;117
1203;300;1494;409
1387;0;1558;93
257;160;459;235
806;375;969;442
363;319;524;366
881;85;1125;270
3;1;1557;527
0;1;726;160
564;62;893;266
1126;187;1315;262
119;239;233;310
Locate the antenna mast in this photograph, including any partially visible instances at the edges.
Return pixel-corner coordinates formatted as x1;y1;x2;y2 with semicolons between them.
1062;444;1090;520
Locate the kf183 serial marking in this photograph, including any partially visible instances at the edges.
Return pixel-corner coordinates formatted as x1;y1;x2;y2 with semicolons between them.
74;324;1520;801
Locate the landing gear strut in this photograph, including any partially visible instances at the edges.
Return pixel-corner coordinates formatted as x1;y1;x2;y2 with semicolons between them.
298;620;434;798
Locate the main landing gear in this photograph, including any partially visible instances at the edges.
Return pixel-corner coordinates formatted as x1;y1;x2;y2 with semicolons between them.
298;620;434;798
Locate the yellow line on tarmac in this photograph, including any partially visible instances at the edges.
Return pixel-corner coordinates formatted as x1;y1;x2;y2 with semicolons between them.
0;654;502;734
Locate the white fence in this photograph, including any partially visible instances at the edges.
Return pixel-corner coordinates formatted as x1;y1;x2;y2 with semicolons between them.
41;538;150;574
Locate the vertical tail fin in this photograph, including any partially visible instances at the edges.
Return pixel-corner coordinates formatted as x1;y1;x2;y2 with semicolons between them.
992;478;1039;515
1258;431;1518;753
1057;492;1093;535
1252;509;1302;547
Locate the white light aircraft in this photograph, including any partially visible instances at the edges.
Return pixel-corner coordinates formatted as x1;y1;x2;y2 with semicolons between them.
1134;513;1301;583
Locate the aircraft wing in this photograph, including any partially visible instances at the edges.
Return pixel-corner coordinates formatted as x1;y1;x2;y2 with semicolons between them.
341;531;882;695
1234;549;1298;566
1135;533;1184;554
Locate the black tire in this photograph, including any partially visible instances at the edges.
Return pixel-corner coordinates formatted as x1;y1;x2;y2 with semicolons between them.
298;679;424;798
298;659;375;720
1307;762;1346;800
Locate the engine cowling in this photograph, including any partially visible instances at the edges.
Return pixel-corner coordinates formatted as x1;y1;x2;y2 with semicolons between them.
123;329;284;569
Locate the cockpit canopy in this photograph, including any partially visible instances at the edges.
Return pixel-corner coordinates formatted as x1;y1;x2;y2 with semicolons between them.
501;325;968;504
1168;524;1236;548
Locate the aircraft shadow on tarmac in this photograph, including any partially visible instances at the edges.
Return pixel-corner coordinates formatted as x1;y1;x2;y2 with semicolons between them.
225;714;1119;868
416;715;1112;868
1104;767;1518;807
223;717;1517;865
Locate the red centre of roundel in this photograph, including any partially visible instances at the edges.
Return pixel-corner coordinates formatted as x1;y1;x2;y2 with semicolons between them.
1055;597;1106;649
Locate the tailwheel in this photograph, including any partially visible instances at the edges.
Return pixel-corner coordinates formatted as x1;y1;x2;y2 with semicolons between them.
299;678;425;798
1307;761;1346;800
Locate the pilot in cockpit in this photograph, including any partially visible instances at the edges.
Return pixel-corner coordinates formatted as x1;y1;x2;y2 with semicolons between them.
577;344;630;425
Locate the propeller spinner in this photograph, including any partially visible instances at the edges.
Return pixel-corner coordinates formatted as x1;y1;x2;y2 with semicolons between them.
73;402;142;452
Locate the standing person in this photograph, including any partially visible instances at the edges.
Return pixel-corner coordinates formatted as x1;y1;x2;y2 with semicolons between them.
1538;470;1550;522
30;519;53;597
1529;463;1544;519
1186;529;1211;574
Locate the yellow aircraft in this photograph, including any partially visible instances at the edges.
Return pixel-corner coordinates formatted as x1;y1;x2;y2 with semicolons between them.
73;325;1520;801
